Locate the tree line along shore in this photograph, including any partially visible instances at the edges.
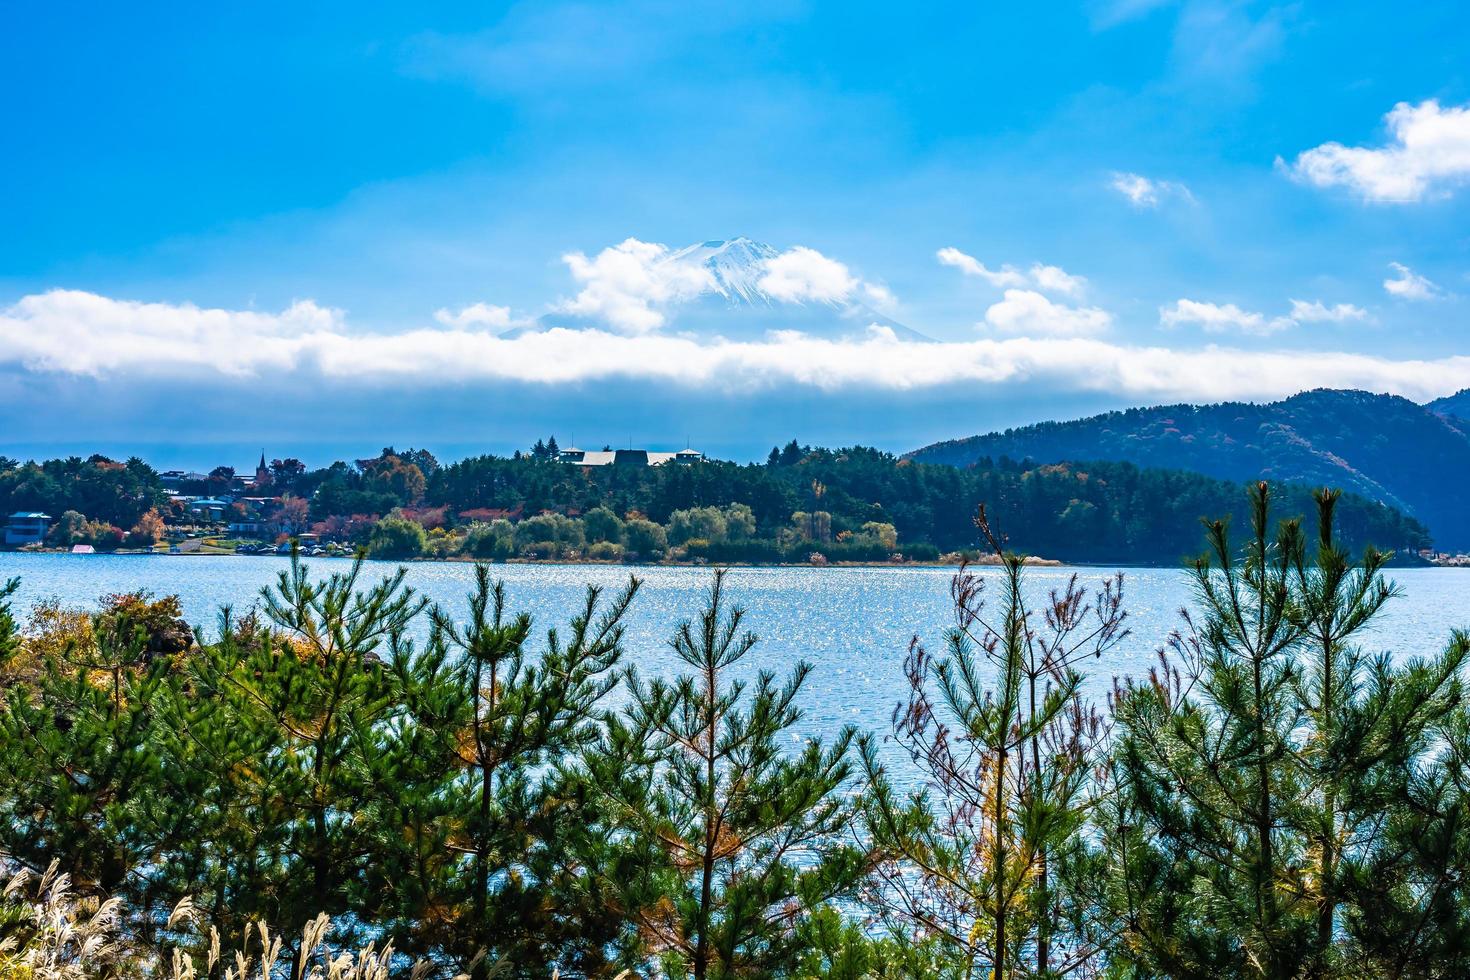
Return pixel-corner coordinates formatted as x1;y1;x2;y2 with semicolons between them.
0;440;1432;566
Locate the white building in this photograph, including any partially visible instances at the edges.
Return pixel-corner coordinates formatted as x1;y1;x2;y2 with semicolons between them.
558;447;704;467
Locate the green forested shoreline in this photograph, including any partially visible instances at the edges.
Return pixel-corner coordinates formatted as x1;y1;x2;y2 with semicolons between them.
3;484;1469;978
0;443;1431;564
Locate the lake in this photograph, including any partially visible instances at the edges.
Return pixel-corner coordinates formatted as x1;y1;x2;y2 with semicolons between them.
2;554;1467;753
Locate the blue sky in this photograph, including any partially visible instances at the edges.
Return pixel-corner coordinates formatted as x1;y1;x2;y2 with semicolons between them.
3;0;1469;467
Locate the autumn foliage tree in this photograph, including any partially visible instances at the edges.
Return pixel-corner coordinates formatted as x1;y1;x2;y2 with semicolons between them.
861;509;1128;979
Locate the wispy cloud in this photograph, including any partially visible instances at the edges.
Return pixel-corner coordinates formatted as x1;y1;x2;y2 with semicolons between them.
1287;299;1369;323
1285;100;1470;203
1089;0;1177;30
1163;296;1373;334
7;289;1469;405
937;247;1028;287
1109;171;1194;208
1384;262;1442;301
937;248;1087;296
433;302;517;330
1167;1;1292;94
1161;299;1294;335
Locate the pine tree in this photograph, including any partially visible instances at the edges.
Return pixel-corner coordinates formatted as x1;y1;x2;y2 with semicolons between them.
1340;695;1470;972
163;557;426;950
860;510;1127;979
1099;484;1467;975
0;581;179;929
1290;489;1467;973
1102;483;1314;975
589;569;865;978
369;565;640;972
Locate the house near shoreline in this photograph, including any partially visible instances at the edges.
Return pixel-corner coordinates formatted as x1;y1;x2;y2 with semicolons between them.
187;498;231;522
159;452;274;495
5;512;52;546
557;447;705;467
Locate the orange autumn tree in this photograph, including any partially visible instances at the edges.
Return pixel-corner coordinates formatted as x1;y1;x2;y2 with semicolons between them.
128;508;166;546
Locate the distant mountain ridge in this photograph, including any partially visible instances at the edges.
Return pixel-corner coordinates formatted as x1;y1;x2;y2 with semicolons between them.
1427;388;1470;420
907;388;1470;548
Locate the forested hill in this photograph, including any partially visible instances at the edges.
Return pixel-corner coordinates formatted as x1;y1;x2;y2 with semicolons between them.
907;388;1470;549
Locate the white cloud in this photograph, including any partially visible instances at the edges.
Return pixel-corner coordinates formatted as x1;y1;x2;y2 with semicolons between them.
861;282;898;311
1384;262;1441;301
433;302;515;330
937;247;1028;288
757;246;858;303
1161;299;1294;335
555;238;890;330
1286;100;1470;203
984;289;1112;337
5;289;1470;404
1109;171;1193;208
0;290;341;377
938;248;1087;295
1287;299;1369;324
557;238;714;334
1029;264;1087;297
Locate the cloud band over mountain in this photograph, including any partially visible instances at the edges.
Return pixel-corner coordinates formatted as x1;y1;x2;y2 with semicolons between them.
4;287;1470;404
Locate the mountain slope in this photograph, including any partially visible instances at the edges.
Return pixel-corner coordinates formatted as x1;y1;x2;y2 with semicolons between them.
1427;388;1470;419
908;389;1470;548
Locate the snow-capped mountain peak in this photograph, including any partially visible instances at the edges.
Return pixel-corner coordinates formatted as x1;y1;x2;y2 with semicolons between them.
540;235;931;341
664;237;781;305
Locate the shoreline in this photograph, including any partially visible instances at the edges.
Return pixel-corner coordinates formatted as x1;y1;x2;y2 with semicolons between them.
3;547;1443;571
0;548;1070;568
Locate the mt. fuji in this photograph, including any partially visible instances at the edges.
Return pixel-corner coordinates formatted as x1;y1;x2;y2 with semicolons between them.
541;237;932;342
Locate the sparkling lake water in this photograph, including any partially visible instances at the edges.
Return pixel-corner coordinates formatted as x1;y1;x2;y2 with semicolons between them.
2;554;1466;757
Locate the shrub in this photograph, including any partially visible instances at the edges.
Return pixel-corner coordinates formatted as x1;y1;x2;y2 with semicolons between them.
514;514;584;550
587;541;624;561
583;506;625;545
424;527;458;559
623;518;667;559
521;540;561;560
857;521;898;550
698;538;788;564
366;516;427;559
667;507;727;546
462;520;515;560
723;503;757;540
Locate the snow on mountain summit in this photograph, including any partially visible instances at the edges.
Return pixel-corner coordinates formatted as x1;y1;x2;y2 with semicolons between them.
540;236;931;341
665;237;782;305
